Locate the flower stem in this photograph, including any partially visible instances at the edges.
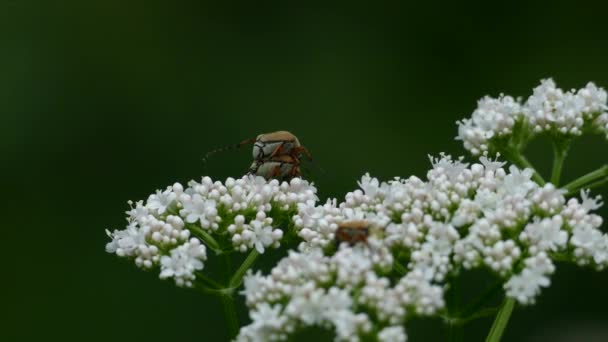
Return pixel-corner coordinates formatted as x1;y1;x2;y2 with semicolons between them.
550;140;570;186
447;274;463;342
485;297;515;342
449;321;463;342
195;271;222;289
187;224;221;252
460;307;499;325
563;165;608;195
229;249;260;288
219;293;239;340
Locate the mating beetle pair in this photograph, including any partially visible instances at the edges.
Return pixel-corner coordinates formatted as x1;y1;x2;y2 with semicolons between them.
247;131;312;180
204;130;312;181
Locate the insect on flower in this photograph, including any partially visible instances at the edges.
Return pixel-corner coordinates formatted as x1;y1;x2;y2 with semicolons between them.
335;220;370;246
203;130;313;181
251;131;311;161
248;154;302;180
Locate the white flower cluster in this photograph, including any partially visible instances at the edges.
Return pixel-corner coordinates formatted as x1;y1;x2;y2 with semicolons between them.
238;248;421;342
457;79;608;155
238;154;605;341
106;176;317;287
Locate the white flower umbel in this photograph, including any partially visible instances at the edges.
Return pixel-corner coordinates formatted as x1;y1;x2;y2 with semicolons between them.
457;79;608;155
159;238;207;287
239;154;606;341
238;246;418;342
106;176;318;287
457;95;522;155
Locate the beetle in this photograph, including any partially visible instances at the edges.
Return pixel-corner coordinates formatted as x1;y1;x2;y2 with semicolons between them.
248;154;302;181
335;220;370;246
251;131;312;162
203;130;312;181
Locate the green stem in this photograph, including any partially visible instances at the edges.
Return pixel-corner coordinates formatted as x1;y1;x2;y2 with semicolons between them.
449;321;463;342
485;298;515;342
563;165;608;195
447;274;463;342
460;307;499;325
196;285;220;296
550;140;569;186
229;249;260;288
501;148;546;185
219;293;239;340
186;224;221;252
195;271;222;289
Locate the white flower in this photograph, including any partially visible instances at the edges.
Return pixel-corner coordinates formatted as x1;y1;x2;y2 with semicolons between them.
126;200;149;222
159;238;207;287
179;194;219;230
332;246;374;286
249;220;276;254
456;95;522;155
239;154;608;340
146;187;176;215
331;310;370;341
105;223;146;257
580;189;603;212
479;153;506;172
378;326;407;342
504;268;549;304
499;165;535;197
577;82;607;115
520;216;567;253
238;304;287;342
358;173;381;197
250;303;286;330
457;79;608;154
504;253;554;304
570;223;606;264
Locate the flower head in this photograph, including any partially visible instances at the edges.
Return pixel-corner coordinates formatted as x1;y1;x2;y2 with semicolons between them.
457;79;608;155
239;154;606;341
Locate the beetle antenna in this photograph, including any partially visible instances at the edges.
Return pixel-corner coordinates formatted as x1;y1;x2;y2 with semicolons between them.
202;137;256;171
307;157;325;175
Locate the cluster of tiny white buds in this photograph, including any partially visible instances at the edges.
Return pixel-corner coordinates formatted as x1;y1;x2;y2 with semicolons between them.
242;153;607;340
457;79;608;155
106;175;318;287
230;212;284;253
238;246;429;341
457;95;522;155
504;252;554;304
159;238;207;287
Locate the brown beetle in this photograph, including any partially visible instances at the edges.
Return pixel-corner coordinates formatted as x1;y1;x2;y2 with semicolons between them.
251;131;312;162
335;220;370;246
247;131;311;180
203;130;312;181
248;154;302;180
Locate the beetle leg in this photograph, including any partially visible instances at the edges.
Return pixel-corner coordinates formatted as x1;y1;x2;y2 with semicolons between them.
289;164;301;179
292;146;313;161
268;142;288;158
269;164;283;179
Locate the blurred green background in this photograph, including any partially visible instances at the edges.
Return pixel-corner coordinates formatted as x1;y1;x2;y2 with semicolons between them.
3;0;608;341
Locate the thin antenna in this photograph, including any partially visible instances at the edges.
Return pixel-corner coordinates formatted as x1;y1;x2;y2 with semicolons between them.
202;137;256;172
